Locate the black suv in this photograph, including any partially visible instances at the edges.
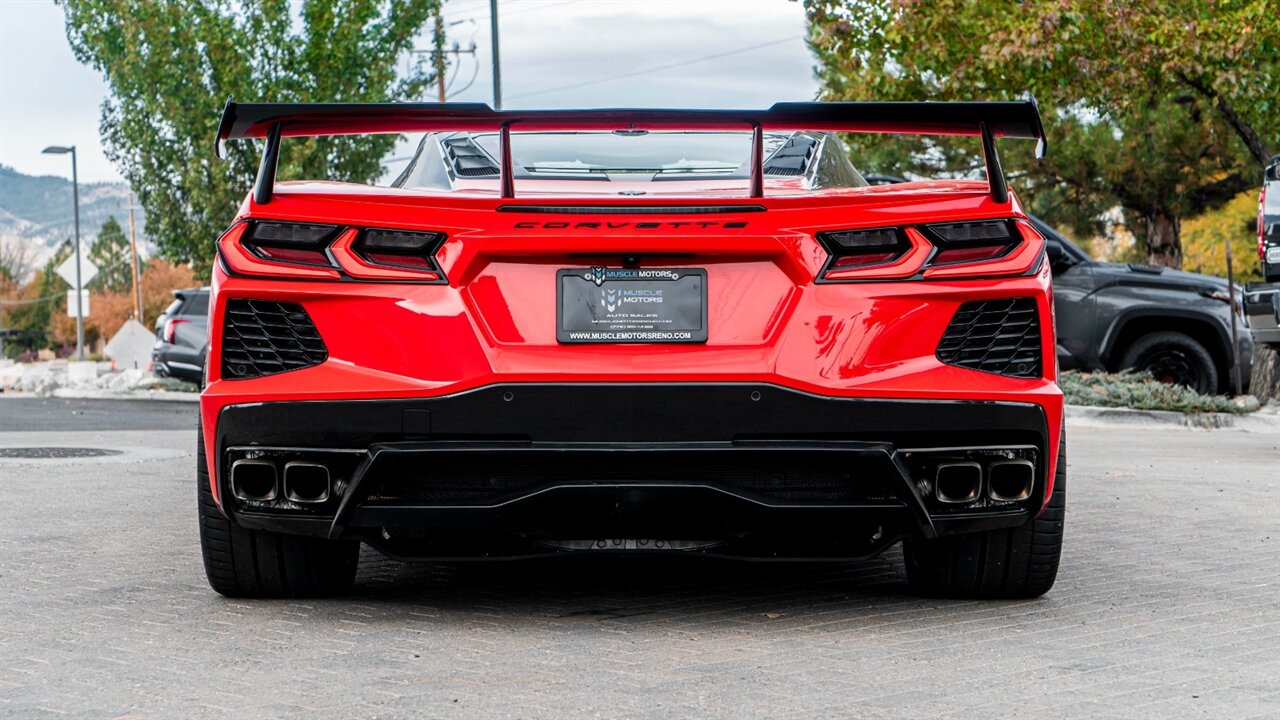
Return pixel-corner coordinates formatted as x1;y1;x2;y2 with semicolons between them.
152;287;210;385
1038;218;1251;394
1261;155;1280;282
864;175;1252;393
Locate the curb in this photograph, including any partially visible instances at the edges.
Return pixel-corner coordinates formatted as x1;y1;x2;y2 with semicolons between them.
46;388;200;403
1065;404;1280;432
9;389;1278;430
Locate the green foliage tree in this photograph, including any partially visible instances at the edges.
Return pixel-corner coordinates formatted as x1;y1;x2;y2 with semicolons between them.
59;0;443;277
804;0;1279;267
89;216;132;293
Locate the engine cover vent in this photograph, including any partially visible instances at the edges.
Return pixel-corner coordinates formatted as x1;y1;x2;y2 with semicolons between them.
222;299;328;380
936;298;1041;378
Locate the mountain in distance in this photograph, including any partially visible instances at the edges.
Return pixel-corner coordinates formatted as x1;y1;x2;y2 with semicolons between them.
0;164;151;278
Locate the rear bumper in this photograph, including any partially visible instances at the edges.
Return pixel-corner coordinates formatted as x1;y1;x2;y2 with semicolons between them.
211;383;1059;560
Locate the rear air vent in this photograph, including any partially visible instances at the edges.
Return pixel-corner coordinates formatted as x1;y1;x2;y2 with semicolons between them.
221;300;327;380
763;136;817;176
936;298;1041;378
443;137;500;177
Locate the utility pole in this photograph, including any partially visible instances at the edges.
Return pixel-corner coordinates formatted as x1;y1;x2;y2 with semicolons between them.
127;192;142;324
490;0;502;109
434;12;447;102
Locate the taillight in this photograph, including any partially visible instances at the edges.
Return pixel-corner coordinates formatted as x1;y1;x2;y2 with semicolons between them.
924;220;1018;265
217;221;448;282
163;317;189;344
818;218;1045;281
328;228;446;282
243;221;338;267
820;227;908;268
1261;185;1268;260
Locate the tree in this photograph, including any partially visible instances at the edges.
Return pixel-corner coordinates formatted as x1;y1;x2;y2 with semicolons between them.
0;236;39;286
59;0;443;277
89;216;132;293
804;0;1280;267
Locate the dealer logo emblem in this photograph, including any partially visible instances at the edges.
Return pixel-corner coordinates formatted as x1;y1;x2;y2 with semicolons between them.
584;266;609;286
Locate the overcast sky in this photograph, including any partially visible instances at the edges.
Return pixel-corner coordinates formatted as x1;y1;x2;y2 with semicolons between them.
0;0;819;185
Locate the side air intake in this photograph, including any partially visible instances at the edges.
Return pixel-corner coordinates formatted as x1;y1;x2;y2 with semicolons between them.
443;137;500;177
936;298;1041;378
222;299;328;379
763;136;817;176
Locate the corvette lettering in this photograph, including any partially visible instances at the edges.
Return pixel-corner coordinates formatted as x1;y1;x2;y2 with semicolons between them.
514;221;748;229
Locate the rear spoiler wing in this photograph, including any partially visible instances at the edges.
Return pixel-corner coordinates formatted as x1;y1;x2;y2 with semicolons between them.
215;99;1046;205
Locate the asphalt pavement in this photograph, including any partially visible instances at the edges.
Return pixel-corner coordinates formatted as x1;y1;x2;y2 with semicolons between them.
0;397;1277;719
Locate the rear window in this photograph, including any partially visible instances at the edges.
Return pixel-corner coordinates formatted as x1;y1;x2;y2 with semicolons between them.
180;294;209;317
471;131;754;176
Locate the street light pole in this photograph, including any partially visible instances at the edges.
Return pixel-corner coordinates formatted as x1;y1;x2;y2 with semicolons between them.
489;0;502;110
43;145;84;361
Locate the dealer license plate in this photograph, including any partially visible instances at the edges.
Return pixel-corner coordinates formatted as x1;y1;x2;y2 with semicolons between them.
557;267;707;343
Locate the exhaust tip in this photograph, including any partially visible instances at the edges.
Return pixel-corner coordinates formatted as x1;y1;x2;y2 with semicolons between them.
935;461;983;504
988;459;1035;502
283;461;330;503
230;459;278;502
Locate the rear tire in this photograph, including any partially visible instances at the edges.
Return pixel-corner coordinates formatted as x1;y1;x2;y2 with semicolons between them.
1119;331;1218;395
197;423;359;598
903;428;1066;599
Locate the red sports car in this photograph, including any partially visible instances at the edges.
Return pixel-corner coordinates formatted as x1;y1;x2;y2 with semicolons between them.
200;101;1064;599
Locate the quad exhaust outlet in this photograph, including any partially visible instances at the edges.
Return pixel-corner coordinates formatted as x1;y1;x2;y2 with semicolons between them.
926;454;1037;506
283;462;331;503
934;461;983;504
229;459;278;502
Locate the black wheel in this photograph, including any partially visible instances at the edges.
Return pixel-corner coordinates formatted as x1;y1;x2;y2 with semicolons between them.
1119;331;1219;394
197;423;359;598
903;428;1066;599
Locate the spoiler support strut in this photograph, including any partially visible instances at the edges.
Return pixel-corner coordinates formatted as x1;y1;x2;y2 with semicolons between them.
980;122;1007;205
253;123;281;205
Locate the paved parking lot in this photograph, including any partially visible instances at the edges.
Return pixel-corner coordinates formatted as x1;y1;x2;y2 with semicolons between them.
1;398;1277;719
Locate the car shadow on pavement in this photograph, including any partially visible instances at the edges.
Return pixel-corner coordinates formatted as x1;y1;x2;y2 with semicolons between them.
348;543;917;616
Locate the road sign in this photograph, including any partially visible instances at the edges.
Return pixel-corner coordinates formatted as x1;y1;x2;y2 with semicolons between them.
66;289;90;318
56;255;98;289
105;319;156;370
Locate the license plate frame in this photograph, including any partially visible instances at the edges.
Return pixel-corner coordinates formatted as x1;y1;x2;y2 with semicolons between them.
556;267;707;344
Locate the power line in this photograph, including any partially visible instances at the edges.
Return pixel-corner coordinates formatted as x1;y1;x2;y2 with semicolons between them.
446;0;580;23
506;34;804;101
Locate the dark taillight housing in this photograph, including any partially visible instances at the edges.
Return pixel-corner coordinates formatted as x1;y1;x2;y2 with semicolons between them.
820;227;909;269
817;218;1046;282
242;221;339;267
924;219;1019;265
357;229;446;272
218;221;449;282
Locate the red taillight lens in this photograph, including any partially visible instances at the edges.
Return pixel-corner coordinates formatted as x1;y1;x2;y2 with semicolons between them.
163;317;189;344
818;218;1046;281
328;228;446;282
931;244;1009;265
243;221;338;268
216;222;448;282
1261;185;1268;260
